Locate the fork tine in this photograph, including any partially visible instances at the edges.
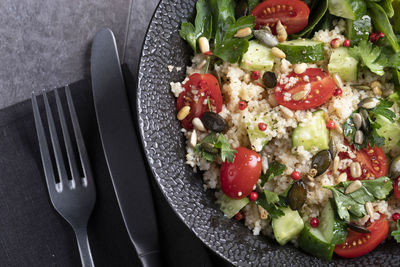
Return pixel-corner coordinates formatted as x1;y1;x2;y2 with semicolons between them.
42;90;69;189
65;86;93;185
55;89;80;186
32;93;59;193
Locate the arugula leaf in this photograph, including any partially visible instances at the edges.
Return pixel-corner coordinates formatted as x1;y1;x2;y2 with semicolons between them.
260;161;286;186
326;177;393;222
213;15;255;63
349;40;387;76
214;134;237;162
391;220;400;243
195;132;237;163
179;0;212;52
256;190;287;219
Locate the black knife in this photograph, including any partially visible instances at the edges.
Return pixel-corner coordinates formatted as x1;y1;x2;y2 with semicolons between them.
90;28;162;267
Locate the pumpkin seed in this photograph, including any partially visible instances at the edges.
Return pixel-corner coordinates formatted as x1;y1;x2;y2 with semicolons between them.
346;223;371;234
358;97;379;110
263;71;277;88
352;113;363;130
200;142;218;154
359;108;370;133
329;139;337;158
354;130;364;145
201;111;227;132
254;28;278;47
287;180;307;211
311;150;332;177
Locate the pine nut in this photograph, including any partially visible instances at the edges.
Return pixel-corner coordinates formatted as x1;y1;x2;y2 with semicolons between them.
336;172;347;184
271;47;286;58
354;130;364;145
333;155;340;175
192;117;206;132
372;86;382;96
258;205;268;220
294;63;307;74
279;105;294;118
335;124;343;134
350;162;362;178
345;180;362;194
276;20;287;42
190;130;197;147
370;81;381;89
198;37;210;53
292;89;309;100
234;27;252;38
365;202;374;219
333;73;344;89
177;106;190;120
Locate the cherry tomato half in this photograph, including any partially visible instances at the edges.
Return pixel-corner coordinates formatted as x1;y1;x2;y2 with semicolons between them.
338;144;387;180
251;0;310;34
176;73;223;129
334;216;389;258
220;147;262;199
275;68;336;110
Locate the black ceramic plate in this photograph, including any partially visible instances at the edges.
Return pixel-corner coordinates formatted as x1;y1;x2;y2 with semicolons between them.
136;0;400;265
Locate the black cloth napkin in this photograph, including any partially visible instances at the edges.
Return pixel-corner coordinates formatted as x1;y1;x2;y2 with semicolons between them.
0;72;232;266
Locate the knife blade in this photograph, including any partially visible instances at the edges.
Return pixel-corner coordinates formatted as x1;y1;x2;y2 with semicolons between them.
90;28;161;267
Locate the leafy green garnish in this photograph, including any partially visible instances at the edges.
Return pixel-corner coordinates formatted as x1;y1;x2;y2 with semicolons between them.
213;15;255;63
260;161;286;186
391;220;400;243
332;217;348;245
342;98;395;149
179;0;212;52
256;190;287;219
248;0;260;11
325;177;393;222
195;132;237;162
349;40;388;76
290;0;328;38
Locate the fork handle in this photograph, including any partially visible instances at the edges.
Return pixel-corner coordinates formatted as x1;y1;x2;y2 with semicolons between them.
75;226;94;267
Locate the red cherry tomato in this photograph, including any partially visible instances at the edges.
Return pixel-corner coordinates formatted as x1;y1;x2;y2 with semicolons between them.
251;0;310;35
393;177;400;201
334;216;389;258
220;147;262;199
275;68;336;110
338;144;387;180
176;73;222;129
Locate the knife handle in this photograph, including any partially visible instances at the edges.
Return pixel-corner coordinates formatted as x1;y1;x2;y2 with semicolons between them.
139;251;163;267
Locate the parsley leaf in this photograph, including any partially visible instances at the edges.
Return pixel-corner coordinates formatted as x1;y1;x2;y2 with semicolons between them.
179;0;212;52
349;40;387;76
256;190;287;219
213;15;255;63
260;161;286;186
371;99;396;122
325;177;393;222
392;220;400;243
214;134;237;162
195;132;237;163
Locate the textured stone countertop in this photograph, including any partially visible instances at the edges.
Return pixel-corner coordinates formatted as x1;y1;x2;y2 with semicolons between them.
0;0;158;109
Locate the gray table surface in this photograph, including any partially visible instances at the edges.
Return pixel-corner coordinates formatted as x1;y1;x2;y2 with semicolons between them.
0;0;158;109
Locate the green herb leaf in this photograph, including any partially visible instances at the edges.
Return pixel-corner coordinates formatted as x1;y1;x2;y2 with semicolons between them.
213;15;255;63
214;134;237;162
391;220;400;243
248;0;260;11
326;177;393;222
195;132;218;162
371;99;396;122
256;190;287;219
349;40;387;76
260;161;286;186
332;217;348;245
290;0;328;38
179;0;212;52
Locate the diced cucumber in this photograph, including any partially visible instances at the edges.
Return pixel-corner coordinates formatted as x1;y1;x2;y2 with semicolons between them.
328;0;366;20
328;47;358;82
272;207;304;245
292;110;330;152
375;114;400;153
240;40;274;71
277;39;324;63
298;202;336;261
218;194;249;218
345;15;371;46
246;115;273;152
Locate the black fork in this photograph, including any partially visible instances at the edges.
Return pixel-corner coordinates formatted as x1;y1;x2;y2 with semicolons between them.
32;86;96;267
